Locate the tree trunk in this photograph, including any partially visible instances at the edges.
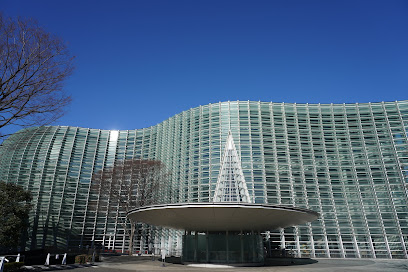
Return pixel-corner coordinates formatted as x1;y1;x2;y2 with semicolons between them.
128;220;136;256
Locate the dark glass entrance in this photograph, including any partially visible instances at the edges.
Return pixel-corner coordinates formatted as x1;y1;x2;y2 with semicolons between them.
182;231;264;264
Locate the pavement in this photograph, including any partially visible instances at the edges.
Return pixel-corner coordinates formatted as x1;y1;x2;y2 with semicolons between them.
21;255;408;272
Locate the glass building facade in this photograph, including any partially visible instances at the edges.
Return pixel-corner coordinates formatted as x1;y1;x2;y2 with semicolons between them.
0;100;408;258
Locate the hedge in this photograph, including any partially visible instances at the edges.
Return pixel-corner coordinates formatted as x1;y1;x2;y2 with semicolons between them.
4;262;24;272
74;254;99;264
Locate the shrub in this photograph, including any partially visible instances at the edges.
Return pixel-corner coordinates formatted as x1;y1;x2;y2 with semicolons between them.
88;254;99;262
4;262;24;272
75;254;99;264
75;254;87;264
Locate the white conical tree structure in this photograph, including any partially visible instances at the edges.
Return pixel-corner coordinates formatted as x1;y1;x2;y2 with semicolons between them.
213;132;251;203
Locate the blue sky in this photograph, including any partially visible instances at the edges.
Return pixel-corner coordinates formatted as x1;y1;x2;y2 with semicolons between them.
2;0;408;133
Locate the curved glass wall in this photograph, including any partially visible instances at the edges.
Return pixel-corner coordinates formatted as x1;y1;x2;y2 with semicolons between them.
0;100;408;258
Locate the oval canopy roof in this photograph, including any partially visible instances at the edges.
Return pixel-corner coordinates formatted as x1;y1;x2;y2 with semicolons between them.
127;203;319;231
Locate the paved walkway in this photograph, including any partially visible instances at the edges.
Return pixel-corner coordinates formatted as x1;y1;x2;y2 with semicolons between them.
23;256;408;272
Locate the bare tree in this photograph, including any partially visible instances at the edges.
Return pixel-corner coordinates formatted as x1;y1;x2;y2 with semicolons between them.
90;159;168;255
0;14;73;138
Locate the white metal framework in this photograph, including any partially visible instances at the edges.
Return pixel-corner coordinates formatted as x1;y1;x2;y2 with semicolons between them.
213;132;251;203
